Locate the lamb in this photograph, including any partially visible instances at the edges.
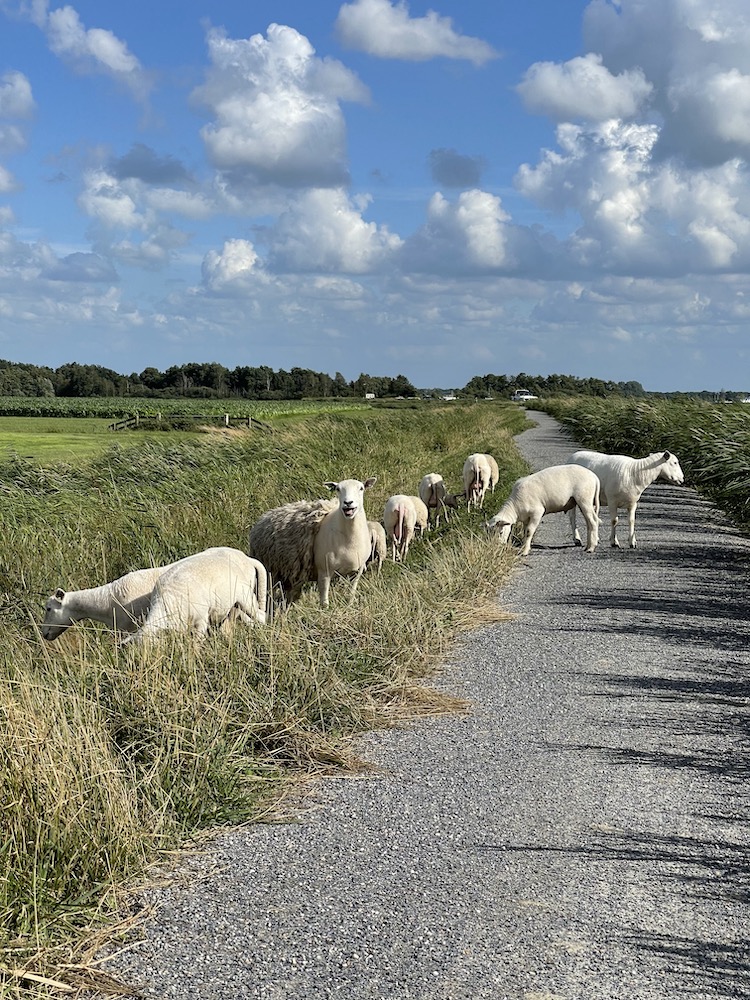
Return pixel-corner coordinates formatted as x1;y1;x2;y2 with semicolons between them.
486;465;601;556
366;520;387;573
418;473;460;529
121;547;268;645
248;477;377;608
41;564;171;640
383;494;418;562
567;449;685;549
463;453;495;510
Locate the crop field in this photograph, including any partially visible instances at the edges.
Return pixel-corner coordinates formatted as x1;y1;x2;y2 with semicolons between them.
0;401;530;994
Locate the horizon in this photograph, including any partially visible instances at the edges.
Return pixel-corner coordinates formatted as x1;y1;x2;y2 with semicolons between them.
1;1;750;392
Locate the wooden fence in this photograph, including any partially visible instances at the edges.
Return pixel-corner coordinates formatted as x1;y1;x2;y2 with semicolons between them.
108;413;273;432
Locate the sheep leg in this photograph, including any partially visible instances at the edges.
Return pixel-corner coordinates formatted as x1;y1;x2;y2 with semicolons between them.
317;570;332;609
569;507;583;546
520;513;542;556
581;504;599;553
627;503;638;549
348;566;365;605
609;511;620;548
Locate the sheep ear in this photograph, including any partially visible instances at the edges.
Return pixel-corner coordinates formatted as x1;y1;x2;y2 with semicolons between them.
323;481;338;492
54;588;66;601
363;476;377;489
663;451;671;460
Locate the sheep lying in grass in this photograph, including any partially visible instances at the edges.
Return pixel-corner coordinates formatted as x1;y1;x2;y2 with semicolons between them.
383;494;418;562
366;520;387;573
568;448;685;548
463;453;496;510
248;477;377;608
121;547;268;645
418;474;460;529
42;564;172;640
486;465;601;556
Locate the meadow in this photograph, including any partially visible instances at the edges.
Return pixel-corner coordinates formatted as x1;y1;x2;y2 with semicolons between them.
0;401;529;995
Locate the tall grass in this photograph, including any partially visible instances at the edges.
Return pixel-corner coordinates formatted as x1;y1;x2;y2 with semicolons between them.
539;397;750;530
0;403;528;991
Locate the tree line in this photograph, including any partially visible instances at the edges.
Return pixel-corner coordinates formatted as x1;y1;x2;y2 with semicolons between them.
0;358;738;401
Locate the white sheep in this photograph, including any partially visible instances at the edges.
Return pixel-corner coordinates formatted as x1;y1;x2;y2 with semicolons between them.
407;495;430;536
463;453;495;510
248;477;377;608
486;465;601;556
121;547;268;645
568;449;685;549
418;473;460;529
383;494;418;562
41;564;171;641
366;520;387;573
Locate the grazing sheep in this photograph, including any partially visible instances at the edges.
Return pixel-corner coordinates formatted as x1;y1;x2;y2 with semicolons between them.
383;494;418;562
366;520;387;573
248;477;377;608
407;495;430;536
487;465;601;556
121;547;268;645
486;454;500;494
418;473;459;528
568;449;685;549
463;453;494;510
41;564;171;640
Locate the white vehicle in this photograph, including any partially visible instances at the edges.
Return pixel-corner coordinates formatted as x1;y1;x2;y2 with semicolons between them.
510;389;538;402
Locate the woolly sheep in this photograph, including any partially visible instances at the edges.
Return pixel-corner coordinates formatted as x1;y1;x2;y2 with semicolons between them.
568;449;685;549
41;564;171;641
248;477;377;608
366;520;387;573
486;465;601;556
383;494;418;562
418;473;459;529
121;547;268;645
463;453;495;510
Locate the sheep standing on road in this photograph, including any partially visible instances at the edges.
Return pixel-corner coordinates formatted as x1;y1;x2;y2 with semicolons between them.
487;465;601;556
383;495;418;562
568;449;684;548
121;547;268;645
463;453;495;510
42;564;171;640
248;477;377;608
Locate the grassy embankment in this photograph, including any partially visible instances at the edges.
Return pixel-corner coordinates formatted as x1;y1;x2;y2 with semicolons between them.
0;402;529;995
537;396;750;532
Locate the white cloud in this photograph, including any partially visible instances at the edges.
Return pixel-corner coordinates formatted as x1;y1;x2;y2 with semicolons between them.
0;164;17;193
78;168;147;230
267;188;402;273
517;53;652;122
0;71;35;118
335;0;498;65
193;24;369;191
202;238;265;293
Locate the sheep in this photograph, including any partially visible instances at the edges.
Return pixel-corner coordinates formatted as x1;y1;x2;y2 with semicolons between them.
567;449;685;549
248;477;377;608
486;465;601;556
121;547;268;645
383;494;418;562
463;453;495;510
366;520;387;573
407;495;430;536
41;564;171;641
418;473;460;529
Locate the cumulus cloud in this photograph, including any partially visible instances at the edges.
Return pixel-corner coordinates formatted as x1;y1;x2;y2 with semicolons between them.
0;71;35;118
335;0;498;65
517;53;652;122
41;251;118;282
202;238;265;293
267;188;403;273
78;168;147;230
193;23;369;192
429;148;486;188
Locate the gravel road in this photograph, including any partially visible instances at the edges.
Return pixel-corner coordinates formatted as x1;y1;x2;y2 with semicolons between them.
102;411;750;1000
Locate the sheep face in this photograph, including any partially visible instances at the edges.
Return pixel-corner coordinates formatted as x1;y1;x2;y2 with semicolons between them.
658;452;685;485
485;515;512;544
324;477;377;520
41;588;72;640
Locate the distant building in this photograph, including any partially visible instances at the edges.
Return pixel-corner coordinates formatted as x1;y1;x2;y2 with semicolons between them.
364;392;376;399
442;394;457;401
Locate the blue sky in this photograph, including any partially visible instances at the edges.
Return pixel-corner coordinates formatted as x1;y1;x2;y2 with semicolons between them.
1;0;750;391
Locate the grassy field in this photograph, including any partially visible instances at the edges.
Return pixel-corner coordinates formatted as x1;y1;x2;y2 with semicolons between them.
0;401;530;995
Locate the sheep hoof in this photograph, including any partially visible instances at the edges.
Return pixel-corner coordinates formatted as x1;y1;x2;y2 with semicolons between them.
573;539;582;547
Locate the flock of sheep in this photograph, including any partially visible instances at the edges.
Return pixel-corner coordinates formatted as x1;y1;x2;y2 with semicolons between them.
40;445;685;645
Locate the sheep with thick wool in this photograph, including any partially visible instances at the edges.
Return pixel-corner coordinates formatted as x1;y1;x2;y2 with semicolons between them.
383;494;418;562
121;547;268;645
567;449;684;549
248;477;377;608
487;465;601;556
42;564;172;640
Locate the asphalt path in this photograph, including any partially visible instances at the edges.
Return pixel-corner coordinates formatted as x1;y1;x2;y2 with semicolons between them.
102;410;750;1000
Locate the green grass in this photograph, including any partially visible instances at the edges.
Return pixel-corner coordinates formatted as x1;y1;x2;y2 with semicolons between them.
0;402;529;995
